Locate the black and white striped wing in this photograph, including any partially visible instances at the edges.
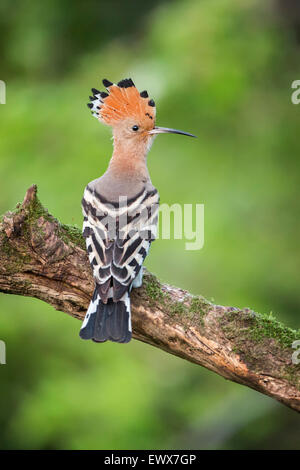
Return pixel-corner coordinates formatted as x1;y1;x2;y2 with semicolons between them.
82;185;159;303
82;187;115;303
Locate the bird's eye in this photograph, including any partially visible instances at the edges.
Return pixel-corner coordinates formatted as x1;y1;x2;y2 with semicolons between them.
132;125;139;131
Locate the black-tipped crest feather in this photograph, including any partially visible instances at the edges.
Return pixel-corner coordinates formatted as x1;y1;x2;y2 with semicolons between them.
102;78;113;87
117;78;135;88
92;87;100;95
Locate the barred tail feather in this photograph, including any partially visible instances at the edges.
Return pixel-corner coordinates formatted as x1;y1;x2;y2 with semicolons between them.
79;290;131;343
79;289;98;340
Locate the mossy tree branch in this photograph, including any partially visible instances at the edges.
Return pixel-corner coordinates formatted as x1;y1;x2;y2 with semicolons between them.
1;186;300;412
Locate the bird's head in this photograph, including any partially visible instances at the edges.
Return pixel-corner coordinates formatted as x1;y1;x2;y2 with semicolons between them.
87;78;196;153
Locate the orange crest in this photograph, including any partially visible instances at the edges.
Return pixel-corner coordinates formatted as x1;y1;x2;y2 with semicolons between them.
87;78;156;127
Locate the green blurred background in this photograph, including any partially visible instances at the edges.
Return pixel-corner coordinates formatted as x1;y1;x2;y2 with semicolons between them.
0;0;300;450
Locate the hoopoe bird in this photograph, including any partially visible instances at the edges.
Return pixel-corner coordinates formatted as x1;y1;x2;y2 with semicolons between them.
80;78;196;343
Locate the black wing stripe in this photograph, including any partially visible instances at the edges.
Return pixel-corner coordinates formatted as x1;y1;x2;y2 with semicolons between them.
93;186;146;208
91;233;106;265
139;246;148;258
120;236;142;264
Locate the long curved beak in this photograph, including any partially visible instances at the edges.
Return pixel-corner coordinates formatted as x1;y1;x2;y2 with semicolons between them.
148;126;197;138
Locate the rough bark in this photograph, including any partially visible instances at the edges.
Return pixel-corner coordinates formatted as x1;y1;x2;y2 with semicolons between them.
0;185;300;412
